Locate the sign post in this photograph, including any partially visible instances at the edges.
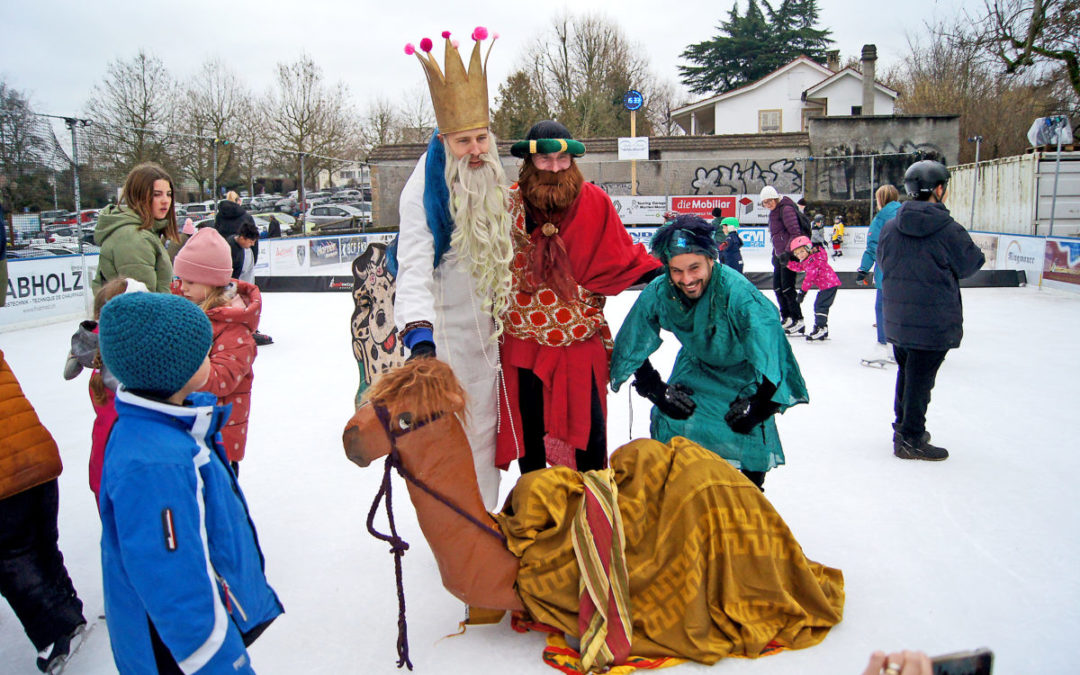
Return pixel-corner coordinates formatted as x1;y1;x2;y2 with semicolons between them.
623;90;644;196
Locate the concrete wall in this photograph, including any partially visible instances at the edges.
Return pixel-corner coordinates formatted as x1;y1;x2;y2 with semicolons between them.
807;115;959;201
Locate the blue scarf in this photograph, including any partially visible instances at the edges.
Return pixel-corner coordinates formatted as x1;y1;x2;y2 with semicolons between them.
386;131;452;276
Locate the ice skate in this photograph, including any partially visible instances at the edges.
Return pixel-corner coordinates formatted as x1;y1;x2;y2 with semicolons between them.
894;434;948;461
860;342;895;368
806;325;829;341
37;622;88;674
785;319;805;336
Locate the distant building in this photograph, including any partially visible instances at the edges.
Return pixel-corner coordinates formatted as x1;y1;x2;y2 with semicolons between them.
672;46;897;136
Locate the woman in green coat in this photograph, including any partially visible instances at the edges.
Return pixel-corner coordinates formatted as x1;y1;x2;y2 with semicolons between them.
92;163;179;294
610;215;808;489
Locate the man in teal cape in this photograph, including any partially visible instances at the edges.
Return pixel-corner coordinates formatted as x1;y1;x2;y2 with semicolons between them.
609;215;808;489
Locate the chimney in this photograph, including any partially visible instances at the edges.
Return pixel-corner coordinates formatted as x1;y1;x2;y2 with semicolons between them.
826;50;840;72
861;44;877;116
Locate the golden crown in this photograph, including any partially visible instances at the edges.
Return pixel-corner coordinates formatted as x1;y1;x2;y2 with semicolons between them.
405;27;496;135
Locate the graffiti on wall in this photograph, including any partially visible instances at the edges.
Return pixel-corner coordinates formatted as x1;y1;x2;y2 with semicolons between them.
819;140;945;200
690;159;802;195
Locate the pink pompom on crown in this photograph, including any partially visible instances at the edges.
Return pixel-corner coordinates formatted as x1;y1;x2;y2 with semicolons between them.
472;26;489;41
419;37;433;52
404;43;415;55
441;31;451;38
452;39;459;49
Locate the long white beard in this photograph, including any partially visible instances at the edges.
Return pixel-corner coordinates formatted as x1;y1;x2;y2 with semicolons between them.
444;140;514;339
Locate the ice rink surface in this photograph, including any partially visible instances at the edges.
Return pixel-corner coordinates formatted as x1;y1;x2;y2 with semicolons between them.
2;284;1078;674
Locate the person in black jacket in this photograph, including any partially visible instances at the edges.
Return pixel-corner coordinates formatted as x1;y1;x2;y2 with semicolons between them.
878;161;985;461
226;221;273;346
213;191;257;238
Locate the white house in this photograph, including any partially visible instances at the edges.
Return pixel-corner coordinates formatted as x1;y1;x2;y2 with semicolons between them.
672;46;897;136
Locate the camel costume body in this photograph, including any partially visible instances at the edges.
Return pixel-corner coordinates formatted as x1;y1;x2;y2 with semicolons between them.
344;359;843;670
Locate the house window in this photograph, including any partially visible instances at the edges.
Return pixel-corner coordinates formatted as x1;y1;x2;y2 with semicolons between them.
758;109;782;133
851;105;862;115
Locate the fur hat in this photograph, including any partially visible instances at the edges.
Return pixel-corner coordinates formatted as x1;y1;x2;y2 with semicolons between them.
651;214;718;263
99;293;212;398
173;227;232;287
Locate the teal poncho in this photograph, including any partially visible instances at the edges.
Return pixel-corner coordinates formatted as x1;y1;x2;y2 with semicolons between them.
610;263;808;471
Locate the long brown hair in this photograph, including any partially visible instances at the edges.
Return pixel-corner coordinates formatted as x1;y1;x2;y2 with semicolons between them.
876;184;900;209
120;162;179;242
89;278;137;405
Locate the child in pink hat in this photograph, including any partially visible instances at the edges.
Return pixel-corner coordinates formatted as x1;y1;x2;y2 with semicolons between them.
173;227;262;474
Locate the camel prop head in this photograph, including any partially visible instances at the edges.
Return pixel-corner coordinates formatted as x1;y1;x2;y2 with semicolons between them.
343;358;467;468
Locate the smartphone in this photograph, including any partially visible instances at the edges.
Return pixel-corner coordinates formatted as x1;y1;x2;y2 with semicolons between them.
931;648;993;675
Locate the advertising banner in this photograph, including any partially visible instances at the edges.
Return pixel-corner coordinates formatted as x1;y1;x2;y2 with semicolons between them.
308;238;341;267
970;233;999;270
617;137;649;161
669;194;779;225
254;241;271;273
995;234;1043;284
269;240;310;274
1042;237;1080;290
612;197;668;225
2;255;96;329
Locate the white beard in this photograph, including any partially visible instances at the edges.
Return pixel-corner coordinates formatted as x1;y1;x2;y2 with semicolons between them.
443;140;514;339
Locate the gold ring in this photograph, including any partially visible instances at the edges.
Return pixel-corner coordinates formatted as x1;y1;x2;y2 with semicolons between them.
884;663;902;675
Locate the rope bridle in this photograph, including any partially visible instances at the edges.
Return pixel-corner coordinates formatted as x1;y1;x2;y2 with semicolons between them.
365;403;507;670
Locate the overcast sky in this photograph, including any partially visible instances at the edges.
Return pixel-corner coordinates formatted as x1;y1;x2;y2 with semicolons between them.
1;0;972;143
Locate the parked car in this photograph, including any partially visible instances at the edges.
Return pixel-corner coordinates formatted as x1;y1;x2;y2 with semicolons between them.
45;226;90;243
251;212;297;236
329;189;363;203
53;209;99;225
182;201;215;216
304;204;370;231
40;209;69;225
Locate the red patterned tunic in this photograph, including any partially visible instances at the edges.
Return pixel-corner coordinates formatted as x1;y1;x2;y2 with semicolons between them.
497;184;661;469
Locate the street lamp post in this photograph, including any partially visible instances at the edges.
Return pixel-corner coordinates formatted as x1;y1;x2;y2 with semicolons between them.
967;135;982;229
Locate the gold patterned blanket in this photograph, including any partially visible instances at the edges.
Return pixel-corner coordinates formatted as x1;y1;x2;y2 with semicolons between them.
494;436;845;664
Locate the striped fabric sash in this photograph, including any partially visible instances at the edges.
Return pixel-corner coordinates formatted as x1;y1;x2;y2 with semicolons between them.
571;469;632;672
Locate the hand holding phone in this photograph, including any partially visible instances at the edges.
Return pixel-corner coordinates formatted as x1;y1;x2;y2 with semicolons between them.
931;648;993;675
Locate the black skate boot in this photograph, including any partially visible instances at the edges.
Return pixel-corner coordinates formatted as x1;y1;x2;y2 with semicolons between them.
893;434;948;461
806;325;828;341
784;319;805;336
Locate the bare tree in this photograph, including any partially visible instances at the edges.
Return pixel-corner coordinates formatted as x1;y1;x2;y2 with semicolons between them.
175;58;248;198
83;50;175;174
643;79;688;137
886;20;1062;162
231;94;270;198
395;84;436;144
263;54;360;197
358;97;402;158
0;80;51;211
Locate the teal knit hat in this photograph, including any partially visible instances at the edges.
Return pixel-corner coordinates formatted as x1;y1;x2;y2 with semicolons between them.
99;293;213;398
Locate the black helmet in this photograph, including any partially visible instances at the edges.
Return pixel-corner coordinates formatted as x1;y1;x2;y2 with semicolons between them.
904;160;950;198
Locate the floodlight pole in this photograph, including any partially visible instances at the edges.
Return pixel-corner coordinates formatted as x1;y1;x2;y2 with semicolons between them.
63;116;92;312
968;135;982;229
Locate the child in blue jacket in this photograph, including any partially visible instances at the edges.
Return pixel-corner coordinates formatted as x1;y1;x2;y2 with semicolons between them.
98;293;283;674
711;210;744;274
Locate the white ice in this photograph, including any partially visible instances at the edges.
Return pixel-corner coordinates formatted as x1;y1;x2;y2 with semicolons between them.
2;283;1078;674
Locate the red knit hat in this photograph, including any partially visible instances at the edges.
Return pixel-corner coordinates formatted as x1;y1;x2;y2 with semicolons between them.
173;228;232;286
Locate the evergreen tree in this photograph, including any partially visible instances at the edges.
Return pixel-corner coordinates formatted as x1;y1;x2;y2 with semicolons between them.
679;0;833;95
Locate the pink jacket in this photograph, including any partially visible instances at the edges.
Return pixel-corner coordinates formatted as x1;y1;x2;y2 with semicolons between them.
787;246;841;292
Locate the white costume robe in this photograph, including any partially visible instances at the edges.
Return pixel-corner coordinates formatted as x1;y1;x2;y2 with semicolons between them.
394;154;501;509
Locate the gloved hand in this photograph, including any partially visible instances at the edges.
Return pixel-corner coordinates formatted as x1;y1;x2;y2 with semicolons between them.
717;240;729;251
724;379;781;434
407;340;436;360
856;269;870;285
631;360;696;420
796;289;807;304
778;251;792;264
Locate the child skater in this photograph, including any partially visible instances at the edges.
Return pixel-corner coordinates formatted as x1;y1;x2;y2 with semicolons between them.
715;216;744;274
97;292;282;674
172;227;262;475
63;277;148;505
831;214;845;258
786;235;840;341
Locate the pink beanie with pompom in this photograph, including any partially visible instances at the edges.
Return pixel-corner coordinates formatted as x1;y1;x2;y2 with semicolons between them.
173;227;232;287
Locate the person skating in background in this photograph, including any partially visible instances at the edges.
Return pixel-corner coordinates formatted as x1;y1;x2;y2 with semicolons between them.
810;213;827;247
97;292;282;674
92;162;179;294
831;214;846;258
267;215;281;238
173;228;263;475
609;215;808;491
213;190;257;239
879;160;985;461
63;277;149;506
1;351;88;674
858;185;902;364
761;185;805;335
785;235;840;341
227;221;273;346
715;215;744;274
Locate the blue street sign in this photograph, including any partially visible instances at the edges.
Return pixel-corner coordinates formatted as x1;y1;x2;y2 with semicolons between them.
623;90;643;111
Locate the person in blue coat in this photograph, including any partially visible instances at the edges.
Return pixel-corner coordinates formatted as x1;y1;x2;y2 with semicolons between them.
98;293;283;674
610;215;808;490
713;213;744;274
879;161;985;462
857;185;903;361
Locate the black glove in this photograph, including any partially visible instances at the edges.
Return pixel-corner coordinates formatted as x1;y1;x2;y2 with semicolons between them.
856;269;870;285
778;251;792;265
407;340;436;360
724;379;781;434
631;360;696;420
796;289;807;304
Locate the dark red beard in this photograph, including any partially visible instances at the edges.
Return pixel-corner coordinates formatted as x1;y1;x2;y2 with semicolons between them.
519;160;584;216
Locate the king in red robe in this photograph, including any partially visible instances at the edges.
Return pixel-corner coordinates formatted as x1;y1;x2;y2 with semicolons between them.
497;121;661;473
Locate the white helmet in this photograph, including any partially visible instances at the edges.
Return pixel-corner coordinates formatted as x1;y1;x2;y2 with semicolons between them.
759;186;780;201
